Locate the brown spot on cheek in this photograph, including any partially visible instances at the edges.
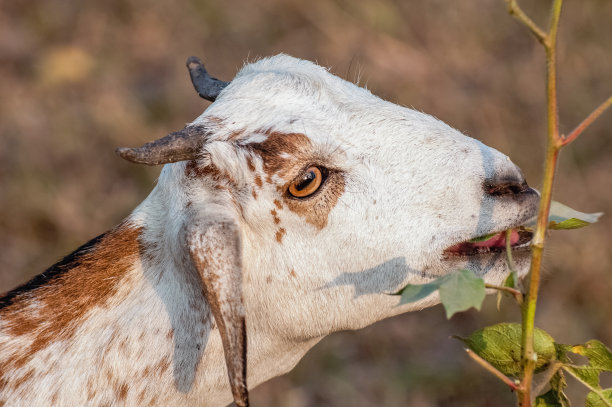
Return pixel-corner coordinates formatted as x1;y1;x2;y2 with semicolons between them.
274;199;283;210
251;189;258;200
270;209;280;224
289;269;297;278
275;228;286;243
254;175;262;188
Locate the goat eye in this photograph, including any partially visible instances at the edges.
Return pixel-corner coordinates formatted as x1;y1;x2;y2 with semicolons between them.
288;167;323;198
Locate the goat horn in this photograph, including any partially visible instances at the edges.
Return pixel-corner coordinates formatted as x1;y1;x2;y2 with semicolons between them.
116;125;209;165
186;56;229;102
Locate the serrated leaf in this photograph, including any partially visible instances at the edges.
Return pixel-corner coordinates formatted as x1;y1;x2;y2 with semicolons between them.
398;283;439;304
439;269;485;319
525;200;603;231
460;323;557;376
571;340;612;371
566;365;601;389
586;388;612;407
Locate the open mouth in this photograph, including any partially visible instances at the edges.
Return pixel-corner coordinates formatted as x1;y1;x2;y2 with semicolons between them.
443;228;533;257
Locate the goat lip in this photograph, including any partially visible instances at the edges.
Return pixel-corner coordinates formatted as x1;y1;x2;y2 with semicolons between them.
442;228;533;258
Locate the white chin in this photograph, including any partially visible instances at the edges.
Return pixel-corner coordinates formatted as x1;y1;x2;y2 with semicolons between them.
442;249;531;286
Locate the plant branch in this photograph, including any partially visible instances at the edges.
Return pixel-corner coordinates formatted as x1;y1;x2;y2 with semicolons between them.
504;0;548;45
465;349;521;392
560;95;612;147
486;284;523;305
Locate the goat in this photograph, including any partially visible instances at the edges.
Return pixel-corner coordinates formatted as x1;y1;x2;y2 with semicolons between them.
0;54;539;407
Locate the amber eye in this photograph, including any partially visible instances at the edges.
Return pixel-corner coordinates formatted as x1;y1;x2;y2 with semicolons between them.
288;167;323;198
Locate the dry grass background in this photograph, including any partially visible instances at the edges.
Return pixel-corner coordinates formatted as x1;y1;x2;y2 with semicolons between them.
1;0;611;405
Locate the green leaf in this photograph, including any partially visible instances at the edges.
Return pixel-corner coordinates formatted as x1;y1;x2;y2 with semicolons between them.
526;200;603;231
398;283;439;304
550;218;591;230
571;340;612;371
586;388;612;407
459;323;557;376
536;387;570;407
468;232;497;242
567;365;601;389
563;340;612;394
438;269;485;319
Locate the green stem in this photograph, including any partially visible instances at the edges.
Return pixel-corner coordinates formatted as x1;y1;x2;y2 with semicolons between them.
517;1;563;406
504;0;548;45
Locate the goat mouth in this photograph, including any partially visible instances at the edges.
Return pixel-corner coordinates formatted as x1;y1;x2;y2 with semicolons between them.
443;228;533;257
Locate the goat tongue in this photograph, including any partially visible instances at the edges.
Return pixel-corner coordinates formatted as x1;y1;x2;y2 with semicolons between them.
445;229;521;255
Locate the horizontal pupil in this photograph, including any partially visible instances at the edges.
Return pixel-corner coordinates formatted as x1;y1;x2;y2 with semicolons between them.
295;171;315;191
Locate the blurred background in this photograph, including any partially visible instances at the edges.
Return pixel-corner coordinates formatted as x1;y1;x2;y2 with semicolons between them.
0;0;610;405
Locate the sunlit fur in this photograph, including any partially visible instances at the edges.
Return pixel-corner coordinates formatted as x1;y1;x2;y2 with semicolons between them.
0;55;538;406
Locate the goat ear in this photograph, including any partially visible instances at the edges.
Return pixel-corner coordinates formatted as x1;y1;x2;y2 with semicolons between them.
186;212;249;407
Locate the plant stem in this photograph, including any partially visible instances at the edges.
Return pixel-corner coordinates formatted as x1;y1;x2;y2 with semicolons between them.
501;1;611;405
504;0;548;45
517;1;563;406
485;284;523;305
465;349;520;392
560;95;612;147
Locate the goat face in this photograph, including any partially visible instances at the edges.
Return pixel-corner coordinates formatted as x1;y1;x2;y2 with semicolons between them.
123;54;539;404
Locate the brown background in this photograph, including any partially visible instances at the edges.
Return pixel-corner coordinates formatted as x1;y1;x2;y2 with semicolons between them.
1;1;611;405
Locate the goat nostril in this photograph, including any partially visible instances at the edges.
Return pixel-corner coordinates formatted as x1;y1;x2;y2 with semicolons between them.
484;179;530;196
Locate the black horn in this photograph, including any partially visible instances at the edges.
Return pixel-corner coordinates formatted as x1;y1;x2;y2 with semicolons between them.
186;56;229;102
116;125;210;165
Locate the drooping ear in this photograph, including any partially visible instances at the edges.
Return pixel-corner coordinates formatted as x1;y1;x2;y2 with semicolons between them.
186;210;248;407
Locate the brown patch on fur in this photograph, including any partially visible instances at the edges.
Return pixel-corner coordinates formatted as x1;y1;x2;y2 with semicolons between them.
266;276;272;284
275;228;286;243
270;209;280;224
228;130;244;141
138;389;146;403
0;222;141;372
185;160;236;186
246;156;256;172
117;382;129;401
118;339;128;354
251;189;258;200
283;172;345;230
166;329;174;340
289;269;297;278
274;199;283;210
254;175;263;188
249;132;312;180
11;368;34;390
